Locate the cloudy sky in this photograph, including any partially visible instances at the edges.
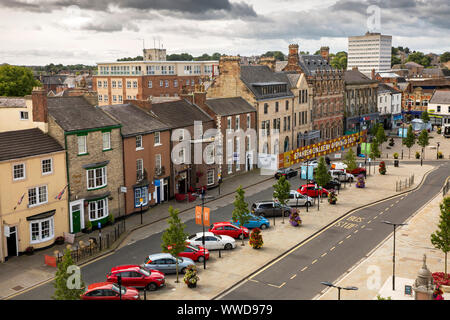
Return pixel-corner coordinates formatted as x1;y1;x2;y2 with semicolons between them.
0;0;449;66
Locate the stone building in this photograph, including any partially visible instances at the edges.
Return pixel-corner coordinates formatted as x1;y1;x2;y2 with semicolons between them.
45;95;125;233
100;101;171;216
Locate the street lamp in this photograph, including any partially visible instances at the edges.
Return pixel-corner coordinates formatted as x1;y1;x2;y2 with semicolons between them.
320;281;358;300
381;220;408;291
436;142;440;160
194;189;214;270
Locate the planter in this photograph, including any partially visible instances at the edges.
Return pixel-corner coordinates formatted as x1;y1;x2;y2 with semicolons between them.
55;237;65;245
394;160;399;167
329;200;337;205
25;247;34;256
187;282;197;288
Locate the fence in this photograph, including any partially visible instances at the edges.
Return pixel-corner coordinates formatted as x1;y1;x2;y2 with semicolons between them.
443;179;450;197
56;220;126;264
395;174;415;192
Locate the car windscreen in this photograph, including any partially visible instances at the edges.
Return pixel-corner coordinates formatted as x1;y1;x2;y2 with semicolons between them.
111;283;126;295
188;234;197;240
139;268;150;276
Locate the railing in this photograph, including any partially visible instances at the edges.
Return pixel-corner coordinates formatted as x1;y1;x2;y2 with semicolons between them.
395;174;415;192
57;220;126;264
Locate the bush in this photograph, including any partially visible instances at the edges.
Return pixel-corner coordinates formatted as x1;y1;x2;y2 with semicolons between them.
183;265;199;287
432;272;450;286
438;151;443;159
249;228;264;249
393;152;399;159
379;161;387;175
437;127;442;134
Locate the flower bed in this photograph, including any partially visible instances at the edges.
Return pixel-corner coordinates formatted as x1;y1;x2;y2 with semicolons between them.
432;272;450;286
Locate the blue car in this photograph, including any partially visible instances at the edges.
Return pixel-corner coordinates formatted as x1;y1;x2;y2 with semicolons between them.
231;213;270;230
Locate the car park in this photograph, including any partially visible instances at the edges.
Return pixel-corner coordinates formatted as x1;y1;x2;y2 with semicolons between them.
106;265;165;291
297;184;329;198
230;213;270;230
179;244;209;262
251;201;292;218
186;232;236;250
208;221;249;239
284;190;314;207
274;168;298;179
142;253;195;274
81;282;140;300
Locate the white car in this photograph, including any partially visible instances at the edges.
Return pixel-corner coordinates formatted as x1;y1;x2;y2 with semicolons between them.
186;232;236;250
330;162;347;170
280;190;314;207
329;169;354;182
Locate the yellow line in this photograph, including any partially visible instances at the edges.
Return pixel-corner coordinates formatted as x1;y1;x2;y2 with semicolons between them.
373;216;378;219
279;282;286;288
330;246;336;251
390;204;394;207
396;200;399;204
312;259;318;264
301;266;308;272
290;274;297;280
321;252;327;257
267;283;280;288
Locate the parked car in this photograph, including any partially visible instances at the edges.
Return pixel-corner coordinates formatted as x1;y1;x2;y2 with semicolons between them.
142;253;195;274
81;282;139;300
186;232;236;250
179;244;209;262
297;184;329;198
106;265;165;291
329;169;354;182
284;190;314;207
331;161;366;177
230;213;270;230
208;221;249;239
308;179;341;191
274;168;298;179
346;167;366;178
251;201;292;218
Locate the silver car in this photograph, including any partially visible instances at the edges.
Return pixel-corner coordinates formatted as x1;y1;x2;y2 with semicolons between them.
284;190;314;207
142;253;194;274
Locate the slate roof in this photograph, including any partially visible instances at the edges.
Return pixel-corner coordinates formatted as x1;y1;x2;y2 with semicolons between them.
0;128;64;162
344;69;378;85
240;65;294;100
150;99;213;129
298;55;334;76
429;90;450;104
39;75;67;85
0;97;26;108
205;97;256;116
47;96;120;132
286;73;301;88
378;83;401;94
100;103;169;137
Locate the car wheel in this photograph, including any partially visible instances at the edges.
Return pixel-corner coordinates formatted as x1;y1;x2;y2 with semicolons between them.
260;224;267;230
146;283;158;291
224;243;233;250
181;267;187;274
198;256;205;263
238;233;245;240
306;201;311;207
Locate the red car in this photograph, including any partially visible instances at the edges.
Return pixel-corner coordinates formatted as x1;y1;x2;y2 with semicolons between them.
208;222;249;239
81;282;139;300
297;184;329;198
346;167;366;177
106;265;165;291
179;244;210;262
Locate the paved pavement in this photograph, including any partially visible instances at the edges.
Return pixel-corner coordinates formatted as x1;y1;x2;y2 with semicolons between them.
216;161;450;300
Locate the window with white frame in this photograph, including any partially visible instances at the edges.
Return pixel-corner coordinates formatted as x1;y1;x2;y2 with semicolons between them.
136;159;144;179
235;116;240;130
205;145;214;164
147;65;155;75
160;80;163;87
155;154;161;170
154;132;160;145
13;163;25;180
165;80;169;88
184;65;192;74
179;148;185;163
194;65;201;74
127;81;131;88
148;80;152;88
112;80;116;88
136;135;143;149
102;132;111;150
87;167;107;189
30;216;54;244
113;95;117;102
247;114;251;129
78;135;87;155
227;117;232;129
207;169;214;185
97;80;102;88
161;66;167;74
186;79;190;86
191;79;194;86
88;198;108;220
127;95;132;99
168;65;175;74
134;186;148;207
174;80;178;87
20;111;29;120
28;185;47;206
104;94;108;102
103;81;108;88
41;158;52;175
118;95;122;102
118;81;122;88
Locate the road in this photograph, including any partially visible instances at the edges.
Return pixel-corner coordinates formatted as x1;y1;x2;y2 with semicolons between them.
218;161;450;300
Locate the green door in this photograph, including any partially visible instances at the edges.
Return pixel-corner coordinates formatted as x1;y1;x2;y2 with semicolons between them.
71;204;81;233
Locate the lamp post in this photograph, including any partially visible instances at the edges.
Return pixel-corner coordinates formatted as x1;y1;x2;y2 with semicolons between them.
320;281;358;300
421;147;424;166
140;198;143;225
436;142;440;160
194;189;214;270
306;158;310;212
381;220;408;291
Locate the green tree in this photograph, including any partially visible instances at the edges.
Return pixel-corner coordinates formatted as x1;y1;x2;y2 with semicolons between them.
117;56;143;61
161;206;189;283
391;56;402;67
369;137;381;159
431;196;450;276
406;52;431;67
403;125;416;159
0;64;41;96
421;110;430;123
315;157;331;187
211;52;222;61
376;124;387;152
330;51;347;69
417;129;430;159
343;148;358;171
440;52;450;63
167;53;194;61
232;186;251;245
261;51;285;61
273;175;291;223
53;249;85;300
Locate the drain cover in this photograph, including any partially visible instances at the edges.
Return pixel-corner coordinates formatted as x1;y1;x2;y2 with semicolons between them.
12;285;23;291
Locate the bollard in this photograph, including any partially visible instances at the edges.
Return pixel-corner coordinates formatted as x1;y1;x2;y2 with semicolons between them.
219;249;222;258
143;287;147;300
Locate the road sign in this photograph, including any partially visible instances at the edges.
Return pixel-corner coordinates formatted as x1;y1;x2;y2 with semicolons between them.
120;186;127;193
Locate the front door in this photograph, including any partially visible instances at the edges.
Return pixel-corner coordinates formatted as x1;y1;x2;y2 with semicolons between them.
6;226;18;259
163;179;169;202
156;186;161;204
179;179;186;194
71;204;81;233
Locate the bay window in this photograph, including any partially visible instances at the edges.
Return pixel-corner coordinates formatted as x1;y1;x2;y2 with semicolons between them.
30;216;54;244
87;166;107;190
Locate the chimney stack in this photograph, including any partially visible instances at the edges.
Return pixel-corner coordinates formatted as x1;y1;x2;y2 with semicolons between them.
31;86;48;124
288;44;299;66
371;68;376;80
126;98;152;112
320;46;330;63
259;57;276;72
193;84;206;107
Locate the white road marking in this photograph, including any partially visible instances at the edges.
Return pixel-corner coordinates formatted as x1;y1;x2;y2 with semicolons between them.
301;266;308;272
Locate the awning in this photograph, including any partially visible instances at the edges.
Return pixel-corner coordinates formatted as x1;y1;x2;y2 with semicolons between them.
26;210;56;221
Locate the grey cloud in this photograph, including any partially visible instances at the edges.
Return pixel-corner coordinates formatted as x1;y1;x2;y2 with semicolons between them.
81;20;139;33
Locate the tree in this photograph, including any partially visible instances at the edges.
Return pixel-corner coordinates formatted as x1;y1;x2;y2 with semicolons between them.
431;196;450;276
261;51;285;61
343;149;358;171
211;52;222;61
406;52;431;67
330;51;347;70
421;110;430;123
440;52;450;63
403;125;416;159
117;56;143;61
391;56;402;67
167;53;194;61
376;124;387;152
0;64;41;96
161;206;189;283
369;137;381;159
315;157;331;187
273;176;290;223
232;186;251;245
53;249;85;300
417;129;430;159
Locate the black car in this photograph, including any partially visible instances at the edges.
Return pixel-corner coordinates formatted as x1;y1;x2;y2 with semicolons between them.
251;201;292;218
308;179;341;191
274;168;298;179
